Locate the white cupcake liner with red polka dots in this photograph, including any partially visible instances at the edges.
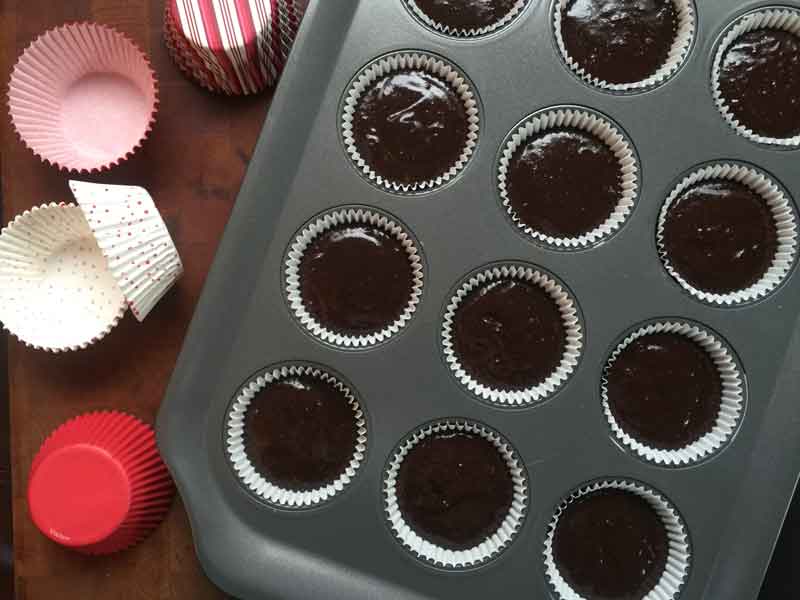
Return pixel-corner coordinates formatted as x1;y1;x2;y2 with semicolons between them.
543;479;690;600
553;0;696;93
601;321;744;466
404;0;530;38
712;8;800;148
497;107;638;248
0;203;126;351
441;264;583;406
383;419;528;569
656;163;797;306
341;52;480;194
69;180;183;321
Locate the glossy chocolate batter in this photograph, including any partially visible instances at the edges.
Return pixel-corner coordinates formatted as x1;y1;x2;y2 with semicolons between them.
606;332;721;449
718;29;800;138
352;69;469;186
299;224;413;335
412;0;519;31
452;278;566;389
662;180;777;293
244;374;357;491
396;431;513;549
560;0;678;84
506;128;621;238
553;488;669;599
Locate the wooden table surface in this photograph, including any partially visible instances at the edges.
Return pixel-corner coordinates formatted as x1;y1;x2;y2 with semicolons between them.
0;0;310;597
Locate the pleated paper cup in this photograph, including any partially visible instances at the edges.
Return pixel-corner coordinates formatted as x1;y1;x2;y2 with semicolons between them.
544;480;691;600
165;0;300;95
225;364;368;509
553;0;696;93
384;419;528;569
0;203;126;352
8;22;158;173
711;7;800;147
164;3;221;93
404;0;530;38
498;107;638;248
69;180;183;321
341;52;480;194
285;207;424;348
602;321;745;466
442;263;583;406
28;411;175;555
657;163;798;306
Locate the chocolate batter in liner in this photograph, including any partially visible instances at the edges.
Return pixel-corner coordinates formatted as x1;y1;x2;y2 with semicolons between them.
544;480;690;600
553;0;696;92
341;52;480;194
497;107;638;248
712;8;800;147
404;0;530;38
285;207;424;348
602;321;744;466
225;364;367;509
384;419;527;569
657;163;797;306
441;263;583;406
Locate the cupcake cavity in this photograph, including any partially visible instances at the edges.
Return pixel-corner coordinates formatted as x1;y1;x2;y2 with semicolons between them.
299;223;414;336
552;488;669;599
505;128;622;239
606;331;721;450
717;24;800;140
396;430;514;550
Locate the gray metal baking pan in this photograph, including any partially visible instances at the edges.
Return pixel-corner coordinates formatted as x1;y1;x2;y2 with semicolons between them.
158;0;800;597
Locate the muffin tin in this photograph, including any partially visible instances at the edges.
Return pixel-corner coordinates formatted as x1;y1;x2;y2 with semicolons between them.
158;1;800;598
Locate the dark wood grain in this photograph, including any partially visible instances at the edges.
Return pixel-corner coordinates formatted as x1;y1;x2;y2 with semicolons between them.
0;0;284;597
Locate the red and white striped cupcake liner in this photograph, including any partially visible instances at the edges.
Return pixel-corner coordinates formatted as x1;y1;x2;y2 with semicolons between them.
164;0;300;95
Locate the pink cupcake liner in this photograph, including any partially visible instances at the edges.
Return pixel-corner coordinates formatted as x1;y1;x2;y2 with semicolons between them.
8;22;158;173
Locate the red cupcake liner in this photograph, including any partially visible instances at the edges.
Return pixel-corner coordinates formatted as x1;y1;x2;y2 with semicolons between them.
28;411;175;555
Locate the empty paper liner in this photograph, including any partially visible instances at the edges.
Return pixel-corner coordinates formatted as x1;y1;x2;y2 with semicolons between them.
28;411;175;555
0;203;126;351
70;180;183;321
8;22;158;173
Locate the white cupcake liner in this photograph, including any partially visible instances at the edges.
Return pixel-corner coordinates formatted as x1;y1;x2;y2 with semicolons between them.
711;7;800;147
442;264;583;405
69;180;184;321
553;0;696;92
341;52;480;194
285;208;424;348
225;364;367;509
384;419;527;569
602;321;744;466
404;0;529;38
0;203;126;352
657;163;798;306
544;479;691;600
497;107;638;248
